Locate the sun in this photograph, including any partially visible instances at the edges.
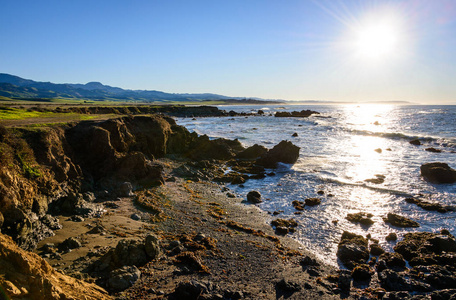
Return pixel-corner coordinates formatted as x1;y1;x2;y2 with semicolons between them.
355;22;398;59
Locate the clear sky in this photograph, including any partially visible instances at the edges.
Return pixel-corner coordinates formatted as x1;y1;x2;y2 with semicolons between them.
1;0;455;103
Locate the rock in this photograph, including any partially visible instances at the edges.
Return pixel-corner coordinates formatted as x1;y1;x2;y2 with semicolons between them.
71;215;85;222
365;174;385;184
144;234;161;259
275;110;319;118
276;278;301;292
108;265;141;292
0;233;110;299
409;139;421;145
374;148;382;153
420;162;456;184
337;231;369;269
292;132;298;137
58;237;82;252
271;218;298;235
236;144;268;160
379;269;411;291
346;212;374;226
426;147;442;153
0;211;4;230
338;270;351;293
386;232;398;241
292;200;304;211
383;213;419;228
300;255;319;267
304;198;321;206
405;197;450;213
256;140;300;168
351;264;372;282
131;213;141;221
370;243;385;256
246;191;262;203
186;135;245;161
394;232;456;261
377;252;406;272
118;182;134;197
173;280;211;300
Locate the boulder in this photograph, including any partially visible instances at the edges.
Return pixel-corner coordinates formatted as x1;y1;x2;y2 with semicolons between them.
383;213;419;228
346;212;374;226
409;139;421;145
304;198;321;206
351;264;372;282
58;237;82;252
256;140;300;168
337;231;369;269
246;191;262;203
108;265;141;292
144;234;161;259
421;162;456;184
118;182;134;197
186;135;245;161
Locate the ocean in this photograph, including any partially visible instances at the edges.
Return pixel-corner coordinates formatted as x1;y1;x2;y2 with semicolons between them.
176;104;456;266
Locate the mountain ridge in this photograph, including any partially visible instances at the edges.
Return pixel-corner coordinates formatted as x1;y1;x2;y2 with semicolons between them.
0;73;243;102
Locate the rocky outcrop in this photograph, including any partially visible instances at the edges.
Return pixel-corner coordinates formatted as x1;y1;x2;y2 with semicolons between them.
383;213;420;228
0;115;201;248
274;110;319;118
336;231;369;269
421;162;456;184
185;135;245;161
0;233;111;299
256;140;300;168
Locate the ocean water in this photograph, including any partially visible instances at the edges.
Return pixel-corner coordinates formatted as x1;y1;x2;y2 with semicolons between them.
176;104;456;266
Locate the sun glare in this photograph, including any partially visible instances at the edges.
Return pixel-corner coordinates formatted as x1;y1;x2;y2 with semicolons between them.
355;23;398;59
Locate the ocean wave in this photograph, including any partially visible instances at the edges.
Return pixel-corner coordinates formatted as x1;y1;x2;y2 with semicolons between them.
343;128;456;148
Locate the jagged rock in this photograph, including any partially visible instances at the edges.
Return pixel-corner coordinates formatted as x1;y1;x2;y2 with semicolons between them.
271;218;298;235
276;278;301;292
394;232;456;261
256;140;300;168
0;233;110;299
236;144;268;160
337;231;369;269
383;213;419;228
405;197;450;213
377;252;406;272
246;191;262;203
379;269;411;291
186;135;244;161
421;162;456;184
108;265;141;292
173;280;214;300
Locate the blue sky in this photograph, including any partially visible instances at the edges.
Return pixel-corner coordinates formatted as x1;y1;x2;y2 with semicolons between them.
1;0;455;103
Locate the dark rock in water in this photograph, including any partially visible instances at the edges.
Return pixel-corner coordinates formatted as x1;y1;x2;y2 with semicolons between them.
426;147;442;153
386;233;397;241
337;231;369;269
351;264;372;282
236;144;268;160
365;174;385;184
257;110;265;115
346;212;374;226
420;162;456;184
409;139;421;145
370;243;385;256
256;140;300;168
394;232;456;261
274;110;319;118
246;191;262;203
292;200;304;211
108;265;141;292
304;198;321;206
383;213;419;228
374;148;382;153
405;197;450;213
271;218;298;235
292;132;298;137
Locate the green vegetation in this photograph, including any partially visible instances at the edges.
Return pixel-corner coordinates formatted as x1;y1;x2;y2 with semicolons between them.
0;106;53;120
16;152;41;178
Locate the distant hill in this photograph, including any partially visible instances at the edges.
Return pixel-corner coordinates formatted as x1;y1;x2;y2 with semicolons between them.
0;73;249;102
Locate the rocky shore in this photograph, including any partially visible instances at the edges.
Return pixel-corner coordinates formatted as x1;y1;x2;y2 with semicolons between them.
1;107;456;299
